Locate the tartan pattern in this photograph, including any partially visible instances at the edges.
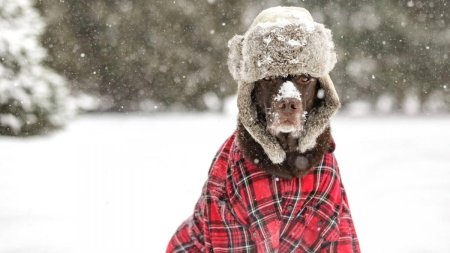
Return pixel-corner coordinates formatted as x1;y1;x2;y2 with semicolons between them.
167;133;360;252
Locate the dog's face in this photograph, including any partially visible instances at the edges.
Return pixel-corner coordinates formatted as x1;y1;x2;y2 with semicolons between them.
253;74;318;139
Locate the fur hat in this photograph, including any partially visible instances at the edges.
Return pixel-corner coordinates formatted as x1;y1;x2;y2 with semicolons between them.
228;6;341;164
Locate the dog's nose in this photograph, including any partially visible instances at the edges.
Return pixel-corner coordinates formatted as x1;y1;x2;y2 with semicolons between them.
276;98;302;114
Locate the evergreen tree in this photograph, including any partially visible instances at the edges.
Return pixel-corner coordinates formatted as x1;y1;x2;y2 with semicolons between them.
0;0;73;136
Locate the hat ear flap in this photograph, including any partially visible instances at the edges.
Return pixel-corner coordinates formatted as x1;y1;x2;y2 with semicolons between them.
230;35;286;164
227;35;244;81
298;74;341;152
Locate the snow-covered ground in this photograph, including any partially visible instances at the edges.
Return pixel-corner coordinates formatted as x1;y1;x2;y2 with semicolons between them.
0;113;449;253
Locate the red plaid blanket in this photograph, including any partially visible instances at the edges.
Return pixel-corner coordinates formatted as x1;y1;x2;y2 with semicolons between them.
167;133;360;252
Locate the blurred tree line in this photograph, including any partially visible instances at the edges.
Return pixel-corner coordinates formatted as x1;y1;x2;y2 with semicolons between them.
36;0;448;113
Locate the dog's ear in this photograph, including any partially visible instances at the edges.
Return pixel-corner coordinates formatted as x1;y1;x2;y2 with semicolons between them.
251;82;268;127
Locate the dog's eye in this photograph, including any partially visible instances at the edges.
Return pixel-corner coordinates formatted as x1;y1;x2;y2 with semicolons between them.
301;75;310;82
263;77;272;81
296;74;310;84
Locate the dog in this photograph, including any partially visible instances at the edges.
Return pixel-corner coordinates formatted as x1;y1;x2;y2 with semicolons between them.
167;6;360;252
166;74;360;252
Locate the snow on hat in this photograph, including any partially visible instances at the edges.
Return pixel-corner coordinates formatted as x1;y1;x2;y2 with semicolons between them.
228;6;341;164
228;6;337;82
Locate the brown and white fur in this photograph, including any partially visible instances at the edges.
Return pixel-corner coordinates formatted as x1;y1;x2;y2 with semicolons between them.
237;75;334;179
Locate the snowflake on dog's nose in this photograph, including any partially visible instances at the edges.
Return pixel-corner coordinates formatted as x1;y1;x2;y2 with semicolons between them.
274;81;302;102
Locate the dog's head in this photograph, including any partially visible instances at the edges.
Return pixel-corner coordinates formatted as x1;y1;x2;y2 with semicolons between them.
252;74;319;142
236;74;336;178
228;6;340;165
